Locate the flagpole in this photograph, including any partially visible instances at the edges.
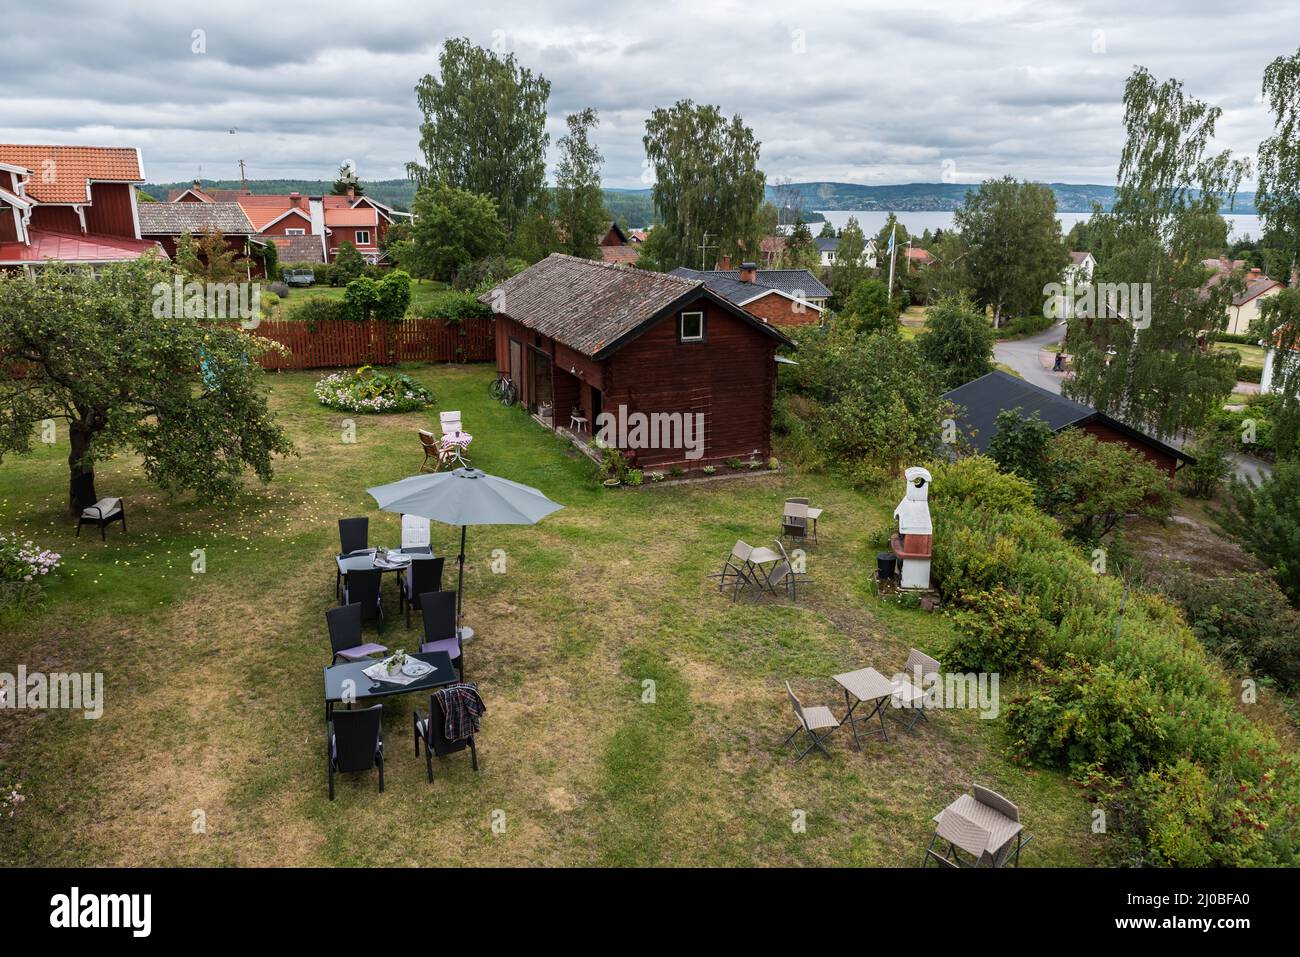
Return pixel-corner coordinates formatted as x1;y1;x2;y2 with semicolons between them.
887;224;897;296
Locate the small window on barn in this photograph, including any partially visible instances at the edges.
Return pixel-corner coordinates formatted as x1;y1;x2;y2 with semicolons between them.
679;311;705;343
285;228;305;236
355;230;371;246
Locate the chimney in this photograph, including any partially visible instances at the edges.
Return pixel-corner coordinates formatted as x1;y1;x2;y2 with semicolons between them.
718;253;732;271
347;186;355;199
739;261;758;283
1248;267;1263;281
192;178;202;189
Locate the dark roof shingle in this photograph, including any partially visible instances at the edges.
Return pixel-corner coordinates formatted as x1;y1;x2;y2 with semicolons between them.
669;266;831;305
481;253;791;358
137;202;255;235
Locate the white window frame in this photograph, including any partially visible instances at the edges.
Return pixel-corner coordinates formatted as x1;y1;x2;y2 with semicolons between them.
355;230;371;246
285;228;305;236
679;310;705;342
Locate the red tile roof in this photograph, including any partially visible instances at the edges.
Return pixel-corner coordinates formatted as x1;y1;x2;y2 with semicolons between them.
0;229;165;265
0;145;143;204
600;245;640;265
240;201;311;231
324;207;378;227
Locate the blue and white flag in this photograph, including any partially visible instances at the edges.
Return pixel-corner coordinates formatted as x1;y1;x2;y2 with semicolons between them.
886;229;895;254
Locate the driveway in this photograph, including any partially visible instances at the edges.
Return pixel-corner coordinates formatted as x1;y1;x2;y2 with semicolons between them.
993;321;1273;484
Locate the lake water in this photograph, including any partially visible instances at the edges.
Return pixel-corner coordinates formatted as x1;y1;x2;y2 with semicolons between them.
814;209;1264;242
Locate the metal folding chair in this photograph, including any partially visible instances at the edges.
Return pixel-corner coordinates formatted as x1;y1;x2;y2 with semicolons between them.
708;540;760;601
890;648;941;731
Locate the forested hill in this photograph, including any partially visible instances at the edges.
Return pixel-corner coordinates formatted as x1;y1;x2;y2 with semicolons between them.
142;179;1259;220
771;181;1258;214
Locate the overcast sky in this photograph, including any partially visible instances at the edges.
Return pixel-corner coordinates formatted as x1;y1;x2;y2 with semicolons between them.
4;0;1296;190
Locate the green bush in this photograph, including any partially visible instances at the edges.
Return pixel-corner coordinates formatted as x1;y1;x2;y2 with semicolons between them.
412;290;493;321
292;295;345;328
946;586;1052;672
341;276;379;322
998;313;1056;338
1152;572;1300;689
1006;654;1169;777
332;241;365;285
1214;459;1300;604
374;271;412;323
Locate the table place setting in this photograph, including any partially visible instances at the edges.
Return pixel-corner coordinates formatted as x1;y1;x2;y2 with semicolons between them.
362;651;435;686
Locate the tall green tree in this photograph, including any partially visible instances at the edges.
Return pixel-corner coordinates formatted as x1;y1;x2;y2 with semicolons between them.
0;259;293;512
1252;47;1300;459
555;108;607;260
915;294;995;389
838;278;897;336
954;177;1068;327
1064;67;1248;440
830;216;869;305
818;221;837;239
408;38;550;231
406;182;506;282
642;100;765;269
783;218;819;271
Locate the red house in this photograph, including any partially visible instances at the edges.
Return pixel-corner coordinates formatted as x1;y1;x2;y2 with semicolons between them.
136;201;262;276
0;144;166;270
482;254;792;471
168;181;401;265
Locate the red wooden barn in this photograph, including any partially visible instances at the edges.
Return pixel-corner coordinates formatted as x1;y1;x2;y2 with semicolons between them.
482;254;793;470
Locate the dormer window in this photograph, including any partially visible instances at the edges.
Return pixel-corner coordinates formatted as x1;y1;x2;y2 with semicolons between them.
679;310;705;343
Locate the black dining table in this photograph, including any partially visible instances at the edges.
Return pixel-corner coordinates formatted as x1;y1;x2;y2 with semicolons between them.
323;650;456;720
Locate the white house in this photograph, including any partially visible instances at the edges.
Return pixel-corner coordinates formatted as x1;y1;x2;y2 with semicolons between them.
816;236;878;269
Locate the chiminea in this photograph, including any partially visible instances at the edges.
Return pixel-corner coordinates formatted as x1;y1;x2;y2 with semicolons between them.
891;466;933;590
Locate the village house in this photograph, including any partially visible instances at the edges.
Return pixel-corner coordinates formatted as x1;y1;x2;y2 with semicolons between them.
944;370;1194;477
597;221;639;266
483;253;792;470
816;235;878;269
0;144;166;270
670;258;830;327
168;179;402;265
1200;256;1283;336
136;201;263;276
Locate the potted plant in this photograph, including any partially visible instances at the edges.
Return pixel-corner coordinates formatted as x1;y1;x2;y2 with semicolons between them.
385;649;409;676
600;446;628;487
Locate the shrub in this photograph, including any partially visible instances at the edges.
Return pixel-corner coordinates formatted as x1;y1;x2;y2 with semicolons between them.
314;366;434;414
1006;654;1169;777
626;469;644;487
413;290;493;321
266;280;290;299
1153;572;1300;689
374;271;412;323
332;241;365;285
915;293;995;390
291;295;345;328
1181;422;1235;498
1213;459;1300;604
0;533;61;612
946;586;1052;673
341;276;379;322
999;313;1056;338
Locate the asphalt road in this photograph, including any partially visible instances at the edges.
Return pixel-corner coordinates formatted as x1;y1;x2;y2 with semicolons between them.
993;321;1273;484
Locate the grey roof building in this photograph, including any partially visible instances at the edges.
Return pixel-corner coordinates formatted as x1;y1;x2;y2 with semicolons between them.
137;202;255;236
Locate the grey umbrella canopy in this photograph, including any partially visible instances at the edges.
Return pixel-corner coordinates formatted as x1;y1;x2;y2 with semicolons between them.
366;467;563;628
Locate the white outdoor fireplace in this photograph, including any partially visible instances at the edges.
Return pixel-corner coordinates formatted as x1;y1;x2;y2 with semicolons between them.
892;466;933;590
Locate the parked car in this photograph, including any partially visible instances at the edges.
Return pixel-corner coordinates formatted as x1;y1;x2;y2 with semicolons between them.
284;268;316;287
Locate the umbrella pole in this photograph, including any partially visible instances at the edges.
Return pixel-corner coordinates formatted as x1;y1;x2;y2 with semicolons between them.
456;524;466;633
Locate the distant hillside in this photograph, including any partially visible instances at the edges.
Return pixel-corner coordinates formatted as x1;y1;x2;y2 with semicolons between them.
143;179;420;211
773;181;1258;215
144;178;1256;221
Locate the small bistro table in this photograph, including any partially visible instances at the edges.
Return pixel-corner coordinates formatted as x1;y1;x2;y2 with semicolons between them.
832;666;895;749
323;650;456;721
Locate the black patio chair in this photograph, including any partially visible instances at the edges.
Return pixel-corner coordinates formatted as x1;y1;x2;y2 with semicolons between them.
412;689;480;781
418;590;463;681
400;556;445;628
337;517;371;599
326;603;387;664
327;704;384;800
342;567;384;631
76;495;126;542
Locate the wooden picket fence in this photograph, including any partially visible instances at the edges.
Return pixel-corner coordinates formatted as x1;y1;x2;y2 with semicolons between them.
242;317;494;370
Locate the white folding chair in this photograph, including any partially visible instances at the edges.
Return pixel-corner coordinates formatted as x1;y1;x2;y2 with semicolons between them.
440;410;462;437
401;514;431;550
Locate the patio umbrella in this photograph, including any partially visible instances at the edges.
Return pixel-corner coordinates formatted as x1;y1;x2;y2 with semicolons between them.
366;467;563;631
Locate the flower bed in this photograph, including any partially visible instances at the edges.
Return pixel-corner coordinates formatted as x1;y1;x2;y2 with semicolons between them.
314;365;435;414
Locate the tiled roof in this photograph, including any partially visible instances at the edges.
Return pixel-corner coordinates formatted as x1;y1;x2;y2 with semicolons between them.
0;145;142;204
271;235;326;263
0;229;166;265
600;245;640;265
481;253;791;359
240;201;311;231
1068;250;1092;265
324;207;378;227
669;266;831;303
138;202;255;235
1234;277;1282;306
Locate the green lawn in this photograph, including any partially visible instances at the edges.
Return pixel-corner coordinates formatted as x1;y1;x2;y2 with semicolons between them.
273;278;449;317
0;364;1100;866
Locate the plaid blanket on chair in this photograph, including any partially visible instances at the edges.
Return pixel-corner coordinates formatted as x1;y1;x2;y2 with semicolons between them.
434;682;486;741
